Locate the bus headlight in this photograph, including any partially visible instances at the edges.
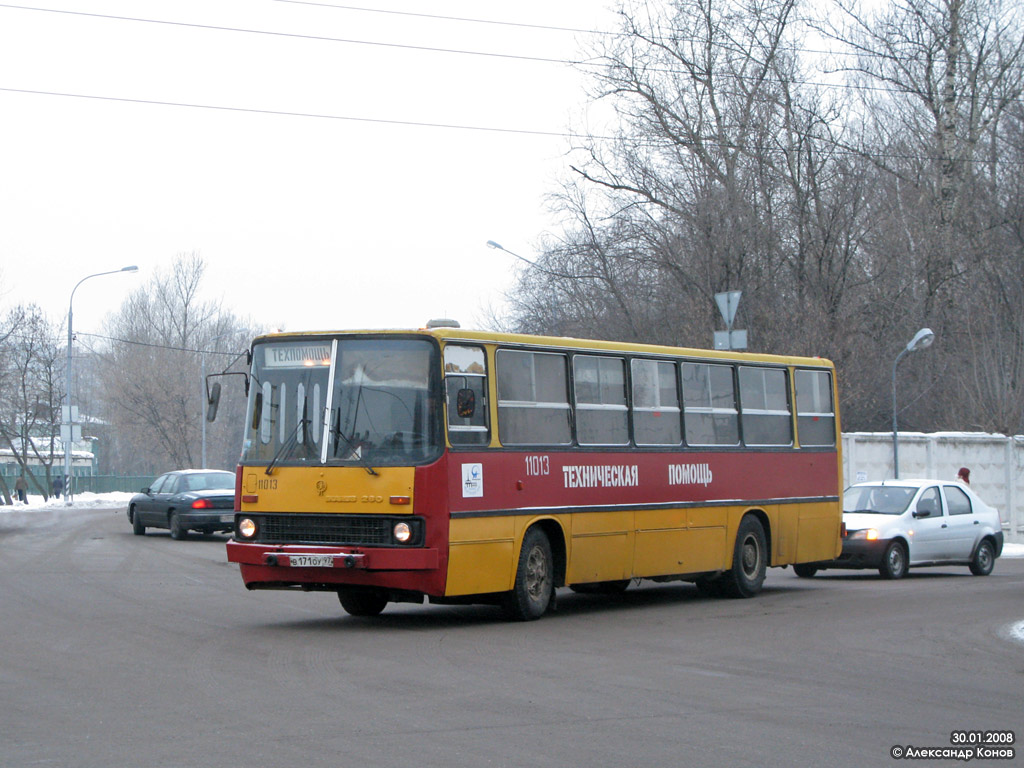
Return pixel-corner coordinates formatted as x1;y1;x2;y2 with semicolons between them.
393;521;412;544
238;517;258;539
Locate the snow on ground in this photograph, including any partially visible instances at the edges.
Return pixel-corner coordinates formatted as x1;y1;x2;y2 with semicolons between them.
2;492;1022;556
0;492;135;512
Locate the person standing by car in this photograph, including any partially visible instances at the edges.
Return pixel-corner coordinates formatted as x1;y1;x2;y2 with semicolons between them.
957;467;971;485
15;474;28;503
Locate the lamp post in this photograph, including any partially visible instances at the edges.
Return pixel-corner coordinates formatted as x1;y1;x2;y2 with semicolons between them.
486;239;601;281
891;327;935;479
64;265;139;504
200;331;234;469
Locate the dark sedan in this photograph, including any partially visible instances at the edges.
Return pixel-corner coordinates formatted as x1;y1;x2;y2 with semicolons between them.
128;470;236;540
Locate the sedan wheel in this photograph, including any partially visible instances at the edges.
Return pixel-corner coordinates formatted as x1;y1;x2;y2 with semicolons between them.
169;513;188;540
969;539;995;576
131;506;145;536
878;541;907;580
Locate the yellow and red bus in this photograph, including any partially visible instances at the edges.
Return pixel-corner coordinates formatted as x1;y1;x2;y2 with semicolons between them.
224;325;842;620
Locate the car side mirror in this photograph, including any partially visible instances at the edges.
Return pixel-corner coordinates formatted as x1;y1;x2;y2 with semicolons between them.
913;508;931;519
141;487;151;495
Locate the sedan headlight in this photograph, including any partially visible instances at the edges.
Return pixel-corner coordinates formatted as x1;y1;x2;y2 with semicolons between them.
238;517;258;539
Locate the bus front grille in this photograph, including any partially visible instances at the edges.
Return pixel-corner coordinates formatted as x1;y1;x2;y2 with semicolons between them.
246;514;411;546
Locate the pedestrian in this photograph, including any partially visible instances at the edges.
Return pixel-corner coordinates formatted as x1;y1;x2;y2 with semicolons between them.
15;474;28;504
53;476;63;497
957;467;970;485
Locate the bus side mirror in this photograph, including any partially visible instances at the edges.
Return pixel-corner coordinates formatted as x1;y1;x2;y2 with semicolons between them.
206;382;222;423
456;388;476;418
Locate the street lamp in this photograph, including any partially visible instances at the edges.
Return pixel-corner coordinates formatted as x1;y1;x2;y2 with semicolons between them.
891;327;935;479
486;239;601;281
487;240;538;269
64;265;139;504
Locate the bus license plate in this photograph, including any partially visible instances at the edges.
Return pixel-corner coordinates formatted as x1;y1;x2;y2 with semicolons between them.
288;555;334;568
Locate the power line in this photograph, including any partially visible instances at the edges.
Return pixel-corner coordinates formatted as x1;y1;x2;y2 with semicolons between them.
2;4;1018;100
0;3;590;66
0;86;598;138
1;327;245;356
269;0;606;36
76;331;244;356
5;85;1022;166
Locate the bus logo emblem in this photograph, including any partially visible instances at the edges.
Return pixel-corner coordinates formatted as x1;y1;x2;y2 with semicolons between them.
461;463;483;498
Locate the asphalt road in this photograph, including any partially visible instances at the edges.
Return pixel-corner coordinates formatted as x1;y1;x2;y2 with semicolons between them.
2;506;1022;768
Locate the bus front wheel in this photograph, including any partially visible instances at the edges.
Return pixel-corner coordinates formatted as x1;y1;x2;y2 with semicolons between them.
338;589;388;617
503;527;554;621
724;516;767;598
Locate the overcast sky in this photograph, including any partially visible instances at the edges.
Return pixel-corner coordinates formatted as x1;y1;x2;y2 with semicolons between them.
0;0;617;340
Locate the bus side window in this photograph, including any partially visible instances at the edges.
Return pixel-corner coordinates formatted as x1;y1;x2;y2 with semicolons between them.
444;345;490;446
738;366;793;446
795;369;835;447
574;355;628;445
496;350;572;445
681;362;739;446
631;359;682;446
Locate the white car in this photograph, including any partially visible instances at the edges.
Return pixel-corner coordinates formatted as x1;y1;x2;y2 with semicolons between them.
795;479;1004;579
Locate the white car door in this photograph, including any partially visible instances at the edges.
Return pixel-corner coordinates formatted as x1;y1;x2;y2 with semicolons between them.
908;485;952;562
941;485;979;560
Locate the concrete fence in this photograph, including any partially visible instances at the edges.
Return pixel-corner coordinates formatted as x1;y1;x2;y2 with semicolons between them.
843;432;1024;543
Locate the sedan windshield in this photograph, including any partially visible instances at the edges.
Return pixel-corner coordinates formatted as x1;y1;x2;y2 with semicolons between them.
242;336;441;468
843;485;917;515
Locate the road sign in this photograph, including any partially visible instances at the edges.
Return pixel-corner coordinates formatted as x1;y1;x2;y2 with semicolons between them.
714;291;741;329
714;330;748;350
60;424;82;443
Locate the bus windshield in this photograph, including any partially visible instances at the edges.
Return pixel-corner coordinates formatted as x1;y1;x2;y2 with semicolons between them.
242;337;441;468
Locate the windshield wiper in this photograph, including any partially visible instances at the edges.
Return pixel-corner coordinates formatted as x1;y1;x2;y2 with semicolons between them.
265;415;311;475
331;408;378;476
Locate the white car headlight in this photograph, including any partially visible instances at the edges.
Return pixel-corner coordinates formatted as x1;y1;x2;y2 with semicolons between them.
848;528;880;541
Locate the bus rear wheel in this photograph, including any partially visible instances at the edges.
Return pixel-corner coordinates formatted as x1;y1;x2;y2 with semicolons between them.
338;589;388;617
503;527;554;621
723;516;767;598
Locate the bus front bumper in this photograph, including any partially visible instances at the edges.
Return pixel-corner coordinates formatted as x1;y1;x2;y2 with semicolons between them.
226;540;439;571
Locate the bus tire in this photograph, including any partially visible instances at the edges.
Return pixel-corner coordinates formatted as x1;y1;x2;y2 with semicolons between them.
338;589;388;617
793;563;818;578
723;516;767;598
503;527;554;621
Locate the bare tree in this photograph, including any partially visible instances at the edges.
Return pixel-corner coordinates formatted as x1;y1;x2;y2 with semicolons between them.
505;0;1024;434
0;305;63;499
96;253;254;473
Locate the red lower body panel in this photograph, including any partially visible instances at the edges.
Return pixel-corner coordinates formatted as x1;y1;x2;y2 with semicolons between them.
226;540;442;594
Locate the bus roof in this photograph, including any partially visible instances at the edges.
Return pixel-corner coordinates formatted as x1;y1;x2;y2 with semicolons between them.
253;327;834;369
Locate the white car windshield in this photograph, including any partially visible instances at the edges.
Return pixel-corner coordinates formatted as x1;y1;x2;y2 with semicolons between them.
843;485;916;515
